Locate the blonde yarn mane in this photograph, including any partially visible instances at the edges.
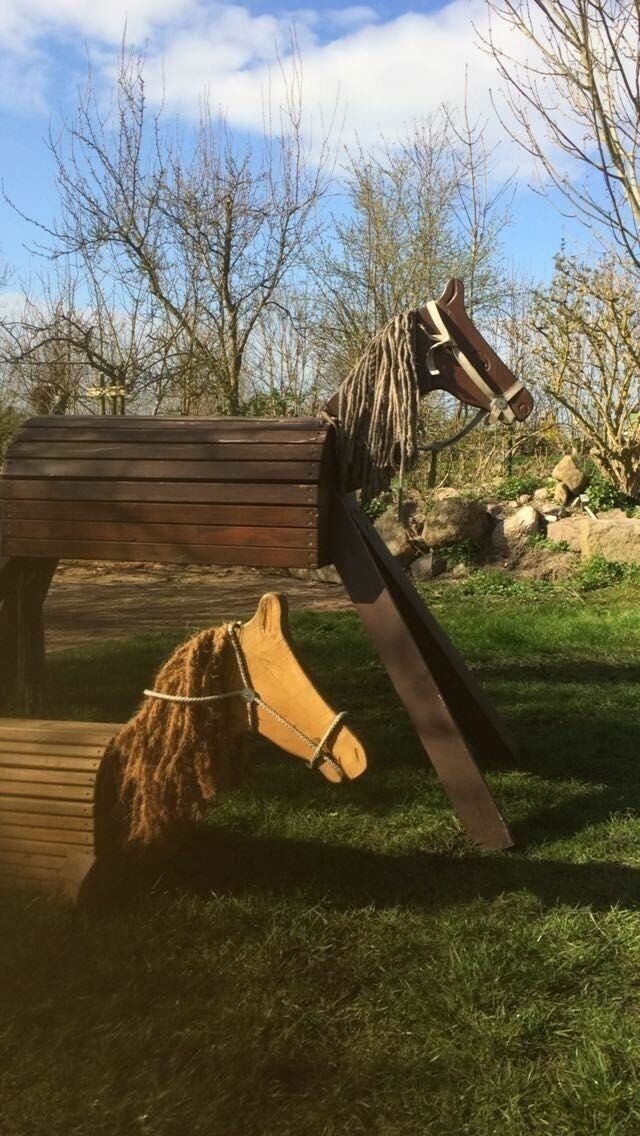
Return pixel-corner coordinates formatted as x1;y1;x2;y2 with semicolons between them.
105;625;247;846
335;311;421;501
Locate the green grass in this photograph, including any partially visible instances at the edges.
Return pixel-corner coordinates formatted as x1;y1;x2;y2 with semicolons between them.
2;584;640;1135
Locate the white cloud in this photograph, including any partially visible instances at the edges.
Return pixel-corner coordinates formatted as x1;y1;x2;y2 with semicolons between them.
136;2;501;144
0;0;535;175
0;0;194;49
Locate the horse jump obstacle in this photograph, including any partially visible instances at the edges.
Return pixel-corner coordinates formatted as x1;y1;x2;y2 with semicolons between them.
0;278;534;896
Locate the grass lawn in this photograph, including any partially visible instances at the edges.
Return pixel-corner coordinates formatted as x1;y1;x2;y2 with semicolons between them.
2;580;640;1135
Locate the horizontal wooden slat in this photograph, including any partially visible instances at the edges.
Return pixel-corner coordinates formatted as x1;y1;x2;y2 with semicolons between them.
0;796;93;817
1;847;69;867
4;458;321;482
0;750;101;770
1;500;316;528
2;539;317;567
0;779;94;801
0;833;92;855
22;415;325;432
13;426;327;445
8;441;323;462
0;735;107;753
5;520;318;549
0;718;120;739
0;480;319;505
0;767;95;786
0;809;93;831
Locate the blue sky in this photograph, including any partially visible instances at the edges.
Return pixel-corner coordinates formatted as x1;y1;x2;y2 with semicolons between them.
0;0;576;293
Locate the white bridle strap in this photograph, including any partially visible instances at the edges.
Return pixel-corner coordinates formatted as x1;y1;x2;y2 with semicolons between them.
144;622;347;777
425;301;524;424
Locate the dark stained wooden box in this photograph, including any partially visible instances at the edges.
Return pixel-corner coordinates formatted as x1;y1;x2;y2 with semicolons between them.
0;416;336;569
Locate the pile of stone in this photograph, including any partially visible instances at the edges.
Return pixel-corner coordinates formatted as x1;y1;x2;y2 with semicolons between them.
290;452;640;583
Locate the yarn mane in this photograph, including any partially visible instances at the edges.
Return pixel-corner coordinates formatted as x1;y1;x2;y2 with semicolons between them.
104;625;247;845
335;310;421;501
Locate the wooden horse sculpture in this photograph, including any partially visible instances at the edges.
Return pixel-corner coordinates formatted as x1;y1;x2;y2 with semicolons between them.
0;277;534;895
0;593;366;894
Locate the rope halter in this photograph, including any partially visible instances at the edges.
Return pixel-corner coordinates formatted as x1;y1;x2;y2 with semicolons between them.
143;622;348;779
425;300;525;426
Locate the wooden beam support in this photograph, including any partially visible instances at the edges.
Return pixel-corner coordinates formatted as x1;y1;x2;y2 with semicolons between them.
0;556;58;716
330;494;512;851
347;500;519;769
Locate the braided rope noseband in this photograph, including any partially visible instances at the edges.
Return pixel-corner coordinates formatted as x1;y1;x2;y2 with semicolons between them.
143;622;348;778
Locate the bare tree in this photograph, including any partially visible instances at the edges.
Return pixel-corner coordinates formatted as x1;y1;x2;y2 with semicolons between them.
5;47;332;416
534;252;640;496
484;0;640;270
312;108;513;389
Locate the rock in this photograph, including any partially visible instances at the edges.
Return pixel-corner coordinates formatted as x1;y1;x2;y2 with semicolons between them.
374;507;416;564
517;493;533;504
398;490;426;537
421;489;489;548
289;565;342;584
580;515;640;564
491;504;540;555
450;562;471;579
486;502;505;519
541;505;567;520
554;482;573;506
548;517;583;551
552;455;590;495
533;487;553;506
409;551;447;581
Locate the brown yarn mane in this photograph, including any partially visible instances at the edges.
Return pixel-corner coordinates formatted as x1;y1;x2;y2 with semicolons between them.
105;625;247;846
335;310;421;501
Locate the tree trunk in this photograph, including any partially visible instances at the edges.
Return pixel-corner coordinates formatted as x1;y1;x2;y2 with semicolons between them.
0;557;58;715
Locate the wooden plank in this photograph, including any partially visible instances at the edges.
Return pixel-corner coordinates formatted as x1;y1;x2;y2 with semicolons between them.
0;796;93;817
0;767;96;786
0;809;93;830
5;520;319;550
8;441;323;462
349;504;519;769
14;426;327;445
2;539;317;568
2;847;68;867
0;780;94;800
0;480;320;506
330;493;513;851
0;734;108;753
22;415;325;431
5;458;321;482
0;718;120;738
1;500;316;528
0;834;92;855
0;751;101;770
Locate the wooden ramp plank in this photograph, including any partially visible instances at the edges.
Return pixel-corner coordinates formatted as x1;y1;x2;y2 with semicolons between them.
330;493;513;851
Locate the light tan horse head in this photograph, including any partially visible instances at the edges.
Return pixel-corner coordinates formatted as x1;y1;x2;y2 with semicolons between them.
235;593;367;783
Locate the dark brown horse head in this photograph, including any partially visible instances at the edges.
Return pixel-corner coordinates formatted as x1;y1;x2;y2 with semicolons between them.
415;278;533;424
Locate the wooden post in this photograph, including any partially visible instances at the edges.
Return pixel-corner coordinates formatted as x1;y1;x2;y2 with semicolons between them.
330;495;513;851
0;557;58;716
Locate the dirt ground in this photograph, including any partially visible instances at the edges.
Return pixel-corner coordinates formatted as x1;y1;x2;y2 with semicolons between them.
45;562;350;652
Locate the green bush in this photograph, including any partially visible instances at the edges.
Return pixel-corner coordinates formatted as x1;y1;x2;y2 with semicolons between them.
494;473;540;500
574;555;640;591
361;491;394;521
439;539;476;569
585;472;636;513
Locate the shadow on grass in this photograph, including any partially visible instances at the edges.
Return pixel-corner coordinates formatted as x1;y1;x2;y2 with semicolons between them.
86;822;640;916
